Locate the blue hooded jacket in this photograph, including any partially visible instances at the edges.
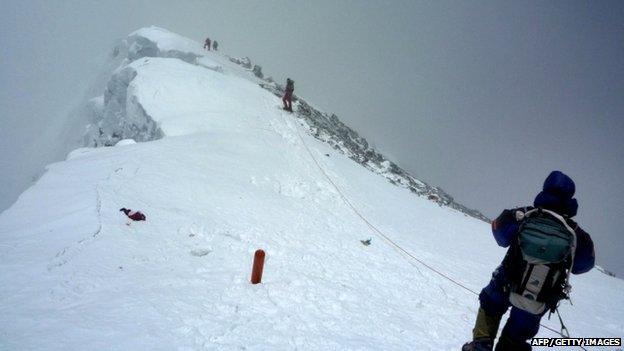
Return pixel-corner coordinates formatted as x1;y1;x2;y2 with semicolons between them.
491;171;595;274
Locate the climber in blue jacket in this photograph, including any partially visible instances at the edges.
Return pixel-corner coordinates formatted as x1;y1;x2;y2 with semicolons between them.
463;171;595;351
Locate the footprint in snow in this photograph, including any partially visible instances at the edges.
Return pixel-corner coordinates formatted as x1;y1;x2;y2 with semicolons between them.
190;249;212;257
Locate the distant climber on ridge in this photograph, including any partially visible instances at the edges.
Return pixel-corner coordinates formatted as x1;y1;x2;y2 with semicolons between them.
212;40;218;51
462;171;595;351
203;37;211;51
282;78;294;112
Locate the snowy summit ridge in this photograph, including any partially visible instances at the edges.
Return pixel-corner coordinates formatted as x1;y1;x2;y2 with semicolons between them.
87;26;487;221
1;26;622;350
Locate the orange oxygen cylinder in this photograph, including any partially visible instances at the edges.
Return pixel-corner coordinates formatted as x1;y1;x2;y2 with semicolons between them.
251;249;265;284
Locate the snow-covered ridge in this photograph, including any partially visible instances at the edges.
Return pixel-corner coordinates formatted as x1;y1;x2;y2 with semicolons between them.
126;26;205;63
84;26;208;146
85;64;163;146
259;82;489;221
1;26;622;350
88;25;488;221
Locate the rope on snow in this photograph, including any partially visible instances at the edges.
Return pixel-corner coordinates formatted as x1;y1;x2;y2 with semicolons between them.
286;110;587;350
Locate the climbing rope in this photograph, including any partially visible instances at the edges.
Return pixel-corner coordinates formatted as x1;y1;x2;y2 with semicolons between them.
286;111;588;350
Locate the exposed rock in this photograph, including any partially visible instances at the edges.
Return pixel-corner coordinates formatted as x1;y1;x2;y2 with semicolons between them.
258;82;490;222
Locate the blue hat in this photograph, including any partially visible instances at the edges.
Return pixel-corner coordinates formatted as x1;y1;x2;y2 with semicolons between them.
533;171;578;217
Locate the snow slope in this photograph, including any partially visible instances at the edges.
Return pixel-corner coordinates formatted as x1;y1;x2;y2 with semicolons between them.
1;27;622;350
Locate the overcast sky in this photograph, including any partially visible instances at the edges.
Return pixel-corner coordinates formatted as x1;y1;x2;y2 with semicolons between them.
1;1;622;276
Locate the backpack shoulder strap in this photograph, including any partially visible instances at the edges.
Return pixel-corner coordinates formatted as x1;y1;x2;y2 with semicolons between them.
515;206;539;221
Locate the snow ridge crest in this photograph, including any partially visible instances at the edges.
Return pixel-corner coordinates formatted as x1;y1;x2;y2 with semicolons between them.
86;26;489;221
84;26;203;146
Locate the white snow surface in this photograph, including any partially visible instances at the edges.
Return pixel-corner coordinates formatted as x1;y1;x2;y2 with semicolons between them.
130;26;205;57
1;27;622;350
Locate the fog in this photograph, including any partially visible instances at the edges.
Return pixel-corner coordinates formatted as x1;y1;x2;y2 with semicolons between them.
1;1;622;275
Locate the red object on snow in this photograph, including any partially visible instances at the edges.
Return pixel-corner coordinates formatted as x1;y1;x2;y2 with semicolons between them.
119;208;146;221
251;249;265;284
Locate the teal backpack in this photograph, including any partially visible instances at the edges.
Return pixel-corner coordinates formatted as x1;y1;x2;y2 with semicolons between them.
510;208;577;314
518;209;576;264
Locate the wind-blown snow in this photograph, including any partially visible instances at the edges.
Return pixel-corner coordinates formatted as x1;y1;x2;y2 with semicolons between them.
129;26;205;59
1;26;622;350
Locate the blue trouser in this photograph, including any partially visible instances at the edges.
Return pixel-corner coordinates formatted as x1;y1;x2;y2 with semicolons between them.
479;265;545;348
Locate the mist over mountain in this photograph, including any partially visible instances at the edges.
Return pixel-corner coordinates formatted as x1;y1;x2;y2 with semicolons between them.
2;1;622;278
0;27;621;350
